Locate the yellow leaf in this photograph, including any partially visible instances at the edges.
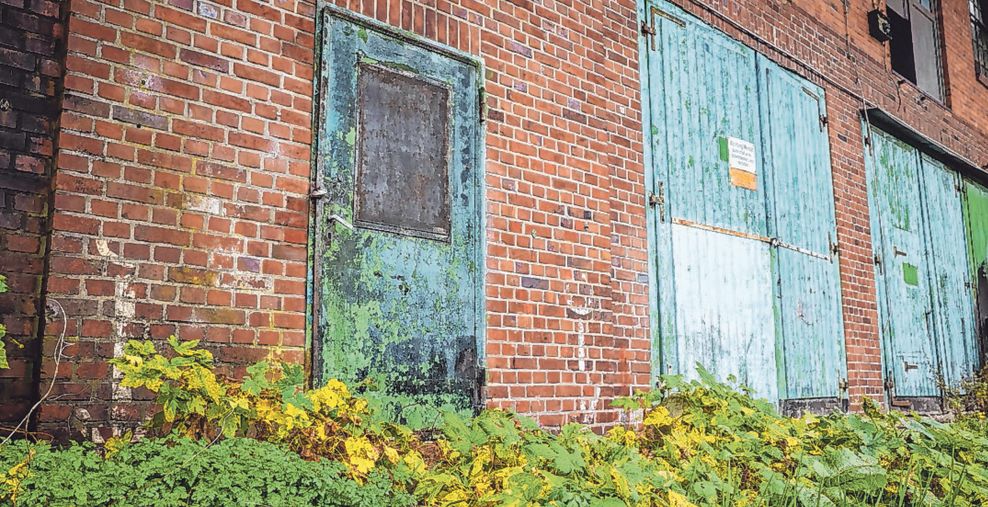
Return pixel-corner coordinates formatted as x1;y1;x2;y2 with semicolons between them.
345;436;379;476
668;490;697;507
383;446;399;464
643;406;672;427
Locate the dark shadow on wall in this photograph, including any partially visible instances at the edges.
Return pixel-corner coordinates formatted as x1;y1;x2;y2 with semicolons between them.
0;0;67;429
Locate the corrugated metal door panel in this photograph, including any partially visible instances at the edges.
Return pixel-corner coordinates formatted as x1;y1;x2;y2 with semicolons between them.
645;0;777;400
920;156;977;386
867;128;939;397
671;226;777;400
316;12;482;426
757;59;846;400
964;181;988;365
659;18;766;236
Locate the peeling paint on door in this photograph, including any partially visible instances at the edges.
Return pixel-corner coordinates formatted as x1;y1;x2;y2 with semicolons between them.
642;0;846;406
759;59;847;403
644;0;777;400
921;155;978;387
866;127;977;401
314;9;483;428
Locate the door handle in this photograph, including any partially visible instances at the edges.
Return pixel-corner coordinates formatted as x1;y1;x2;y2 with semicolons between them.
328;214;354;231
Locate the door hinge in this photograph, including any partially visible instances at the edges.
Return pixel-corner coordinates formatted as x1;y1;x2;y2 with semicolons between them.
830;240;839;256
640;19;656;48
310;187;327;200
478;88;487;123
640;6;684;51
819;114;829;130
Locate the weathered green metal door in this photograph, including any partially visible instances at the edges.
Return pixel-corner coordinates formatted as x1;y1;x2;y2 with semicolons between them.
964;181;988;364
867;127;976;402
644;0;777;400
758;60;847;406
643;0;846;405
314;9;483;426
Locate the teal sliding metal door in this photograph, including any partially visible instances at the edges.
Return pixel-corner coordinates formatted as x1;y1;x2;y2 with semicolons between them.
866;127;977;404
922;155;978;388
642;0;846;406
314;9;483;427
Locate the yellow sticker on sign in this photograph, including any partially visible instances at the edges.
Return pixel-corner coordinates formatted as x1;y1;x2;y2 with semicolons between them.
730;167;758;190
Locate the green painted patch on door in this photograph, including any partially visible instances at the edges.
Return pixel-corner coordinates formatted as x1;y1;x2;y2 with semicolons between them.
314;10;483;428
903;263;919;286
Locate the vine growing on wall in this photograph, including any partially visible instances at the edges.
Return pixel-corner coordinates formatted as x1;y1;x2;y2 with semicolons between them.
0;275;8;369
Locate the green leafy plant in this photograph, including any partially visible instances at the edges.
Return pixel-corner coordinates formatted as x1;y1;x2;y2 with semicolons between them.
0;437;413;506
5;340;988;506
109;337;424;480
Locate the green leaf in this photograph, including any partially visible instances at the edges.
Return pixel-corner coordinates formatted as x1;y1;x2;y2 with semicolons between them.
241;361;271;395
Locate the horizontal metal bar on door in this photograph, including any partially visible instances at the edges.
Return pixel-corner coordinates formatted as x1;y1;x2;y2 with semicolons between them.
671;217;831;261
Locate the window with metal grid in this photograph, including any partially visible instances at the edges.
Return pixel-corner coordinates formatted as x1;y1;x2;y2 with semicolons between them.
973;0;988;79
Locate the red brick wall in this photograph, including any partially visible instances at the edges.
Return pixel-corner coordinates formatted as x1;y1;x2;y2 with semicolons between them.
38;0;315;439
16;0;988;436
36;0;651;436
0;0;64;424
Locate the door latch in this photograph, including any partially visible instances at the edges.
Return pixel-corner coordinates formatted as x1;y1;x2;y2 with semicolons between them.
328;214;355;231
640;18;657;50
648;182;666;222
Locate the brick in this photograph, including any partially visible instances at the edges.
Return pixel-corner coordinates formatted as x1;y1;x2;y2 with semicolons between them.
179;48;228;72
110;105;168;130
0;46;35;70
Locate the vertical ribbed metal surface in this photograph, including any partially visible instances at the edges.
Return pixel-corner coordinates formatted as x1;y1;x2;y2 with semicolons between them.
644;0;847;404
964;181;988;364
921;155;977;387
867;128;977;398
868;129;938;397
759;59;846;400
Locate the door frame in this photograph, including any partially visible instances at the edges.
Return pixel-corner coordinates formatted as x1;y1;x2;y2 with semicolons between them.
306;5;487;388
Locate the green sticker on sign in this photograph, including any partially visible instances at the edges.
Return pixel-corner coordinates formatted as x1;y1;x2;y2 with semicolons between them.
902;263;919;286
718;137;729;162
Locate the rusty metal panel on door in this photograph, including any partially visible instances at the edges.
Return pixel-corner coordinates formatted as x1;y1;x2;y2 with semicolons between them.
314;9;483;427
920;155;977;387
758;58;847;403
867;128;940;398
643;0;777;401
